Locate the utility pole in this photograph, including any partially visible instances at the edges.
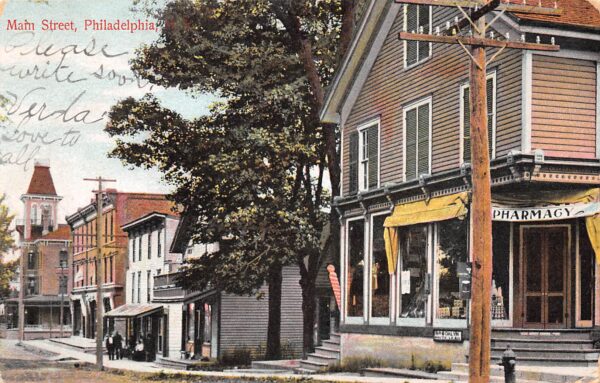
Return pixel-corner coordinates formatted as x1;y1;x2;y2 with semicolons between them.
394;1;560;382
84;177;116;370
59;250;66;338
17;246;26;345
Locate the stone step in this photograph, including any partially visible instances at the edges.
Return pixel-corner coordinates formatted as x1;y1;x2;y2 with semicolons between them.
329;333;341;343
438;371;549;383
491;347;599;360
451;362;591;383
155;357;194;370
314;346;340;359
362;367;440;380
298;358;330;372
490;356;597;368
492;329;591;341
493;338;596;350
307;353;338;365
321;339;340;349
294;367;319;375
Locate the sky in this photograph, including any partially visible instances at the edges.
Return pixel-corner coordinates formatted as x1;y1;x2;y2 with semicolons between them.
0;0;215;243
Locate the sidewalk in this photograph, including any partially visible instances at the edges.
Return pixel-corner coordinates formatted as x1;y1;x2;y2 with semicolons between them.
20;338;447;383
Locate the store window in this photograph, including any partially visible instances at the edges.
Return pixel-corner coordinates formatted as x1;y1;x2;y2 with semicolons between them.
399;225;428;319
346;220;365;318
371;215;389;318
436;219;468;320
492;222;511;321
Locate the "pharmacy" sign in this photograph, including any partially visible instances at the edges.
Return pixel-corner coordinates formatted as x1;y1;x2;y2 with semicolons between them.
492;202;599;222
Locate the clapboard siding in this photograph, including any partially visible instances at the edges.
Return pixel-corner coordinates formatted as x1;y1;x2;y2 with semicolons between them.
531;55;597;159
219;266;303;358
280;266;304;354
342;7;522;195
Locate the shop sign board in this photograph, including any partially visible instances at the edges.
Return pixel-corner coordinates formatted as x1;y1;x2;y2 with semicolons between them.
433;329;463;342
492;202;600;222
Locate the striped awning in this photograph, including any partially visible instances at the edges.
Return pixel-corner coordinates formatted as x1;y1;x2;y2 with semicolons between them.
105;304;162;318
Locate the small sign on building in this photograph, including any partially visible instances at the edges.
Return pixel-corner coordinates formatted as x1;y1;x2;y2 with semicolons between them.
433;329;463;343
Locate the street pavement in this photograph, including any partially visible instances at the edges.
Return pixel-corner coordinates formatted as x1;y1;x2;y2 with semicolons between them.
0;337;446;383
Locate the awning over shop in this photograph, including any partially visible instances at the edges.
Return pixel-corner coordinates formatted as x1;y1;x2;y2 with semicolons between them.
493;188;600;261
383;192;469;274
105;304;163;318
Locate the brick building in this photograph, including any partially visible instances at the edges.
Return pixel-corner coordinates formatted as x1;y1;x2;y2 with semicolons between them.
5;162;72;340
66;191;174;339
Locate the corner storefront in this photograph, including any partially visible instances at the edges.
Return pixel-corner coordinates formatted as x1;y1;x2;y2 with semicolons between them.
337;180;599;369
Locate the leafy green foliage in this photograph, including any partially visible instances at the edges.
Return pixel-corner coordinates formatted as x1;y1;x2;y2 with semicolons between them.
0;260;18;299
107;0;352;353
0;194;15;258
0;194;16;299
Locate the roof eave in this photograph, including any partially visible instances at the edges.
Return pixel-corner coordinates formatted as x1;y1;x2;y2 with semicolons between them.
320;0;391;123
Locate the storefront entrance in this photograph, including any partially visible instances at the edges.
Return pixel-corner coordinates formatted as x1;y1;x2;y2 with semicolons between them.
520;226;569;329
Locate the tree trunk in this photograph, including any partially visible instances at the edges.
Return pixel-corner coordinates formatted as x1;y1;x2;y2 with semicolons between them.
299;265;318;356
266;262;282;360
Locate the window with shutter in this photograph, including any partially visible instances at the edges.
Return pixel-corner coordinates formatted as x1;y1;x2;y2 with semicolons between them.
404;5;432;67
348;132;359;194
367;126;379;189
404;98;431;180
356;121;380;191
405;109;417;180
461;73;496;163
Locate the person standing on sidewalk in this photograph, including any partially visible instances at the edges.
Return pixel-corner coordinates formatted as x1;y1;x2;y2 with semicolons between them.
105;332;115;360
113;331;123;360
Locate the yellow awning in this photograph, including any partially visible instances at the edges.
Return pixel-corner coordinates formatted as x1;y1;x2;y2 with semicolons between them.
587;215;600;262
383;192;469;274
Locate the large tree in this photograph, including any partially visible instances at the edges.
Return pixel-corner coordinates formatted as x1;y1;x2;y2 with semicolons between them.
108;0;355;357
0;194;16;299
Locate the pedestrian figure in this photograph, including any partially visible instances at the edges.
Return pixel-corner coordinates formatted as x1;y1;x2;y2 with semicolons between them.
133;339;145;361
105;332;115;360
113;331;123;360
146;334;156;362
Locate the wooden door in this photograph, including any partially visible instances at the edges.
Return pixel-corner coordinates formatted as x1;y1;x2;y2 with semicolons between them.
522;227;568;329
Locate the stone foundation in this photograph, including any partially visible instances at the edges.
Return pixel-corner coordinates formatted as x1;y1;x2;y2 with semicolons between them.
340;333;468;370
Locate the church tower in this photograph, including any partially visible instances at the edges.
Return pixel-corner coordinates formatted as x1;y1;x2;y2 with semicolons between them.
20;160;62;240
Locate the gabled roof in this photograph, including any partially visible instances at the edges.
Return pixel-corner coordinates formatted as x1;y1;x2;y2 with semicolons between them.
320;0;600;123
169;210;196;254
26;164;57;196
513;0;600;31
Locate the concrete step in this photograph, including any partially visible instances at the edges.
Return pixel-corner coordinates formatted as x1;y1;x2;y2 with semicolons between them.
155;357;193;371
362;367;440;380
493;338;596;350
492;329;591;341
451;362;591;383
489;356;597;368
294;367;319;375
314;346;340;359
298;358;330;372
438;370;549;383
251;359;300;371
321;339;340;350
491;347;599;360
307;353;338;365
47;338;106;354
328;333;341;343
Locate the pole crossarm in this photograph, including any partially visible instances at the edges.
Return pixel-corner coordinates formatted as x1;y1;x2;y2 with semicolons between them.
398;32;560;51
394;0;562;15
